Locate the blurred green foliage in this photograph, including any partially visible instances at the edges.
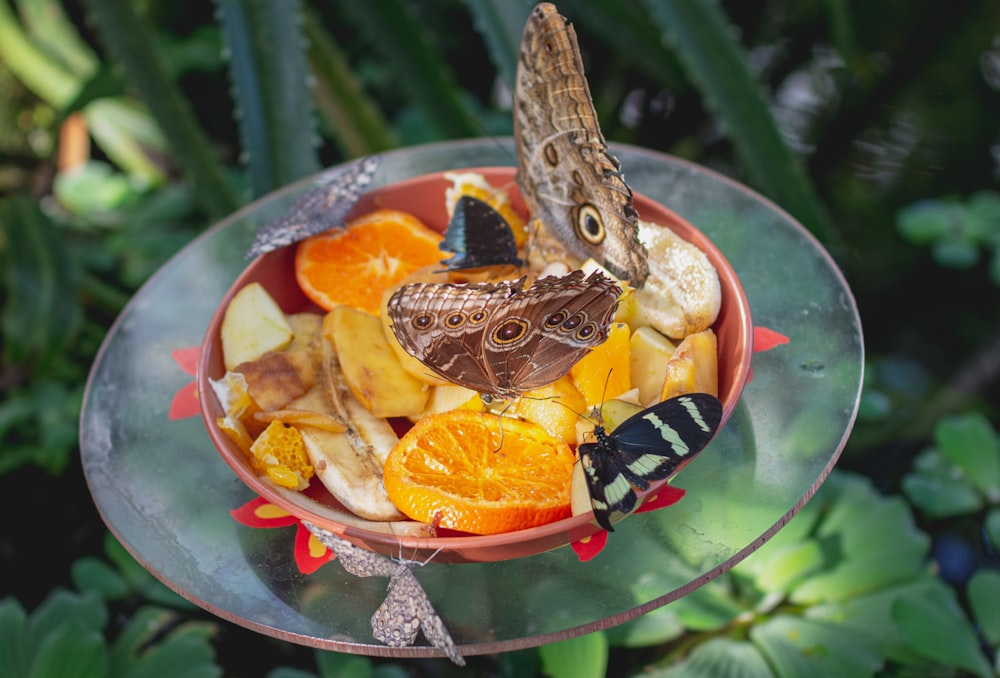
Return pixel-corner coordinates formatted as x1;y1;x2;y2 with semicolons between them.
1;0;998;675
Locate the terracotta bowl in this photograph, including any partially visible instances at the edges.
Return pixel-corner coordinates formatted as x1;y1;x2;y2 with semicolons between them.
198;167;752;563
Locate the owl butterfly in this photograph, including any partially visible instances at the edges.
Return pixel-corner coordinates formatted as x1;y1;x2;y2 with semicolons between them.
580;393;723;531
438;196;523;272
514;3;649;287
303;523;465;666
387;269;621;401
245;155;380;259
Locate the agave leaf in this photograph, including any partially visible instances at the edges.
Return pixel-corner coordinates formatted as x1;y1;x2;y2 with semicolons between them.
462;0;533;90
338;0;480;139
639;0;832;240
216;0;320;197
302;5;397;156
81;0;240;219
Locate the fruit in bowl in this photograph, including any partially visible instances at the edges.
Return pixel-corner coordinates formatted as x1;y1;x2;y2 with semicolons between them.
198;167;752;563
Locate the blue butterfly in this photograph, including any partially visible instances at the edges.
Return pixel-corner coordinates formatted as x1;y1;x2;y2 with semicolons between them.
580;393;723;531
439;196;523;272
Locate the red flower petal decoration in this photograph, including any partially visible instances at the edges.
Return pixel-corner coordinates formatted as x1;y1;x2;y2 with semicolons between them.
169;346;202;420
294;523;335;574
753;326;790;353
169;381;200;420
172;346;201;375
230;497;298;528
635;484;687;514
571;529;609;561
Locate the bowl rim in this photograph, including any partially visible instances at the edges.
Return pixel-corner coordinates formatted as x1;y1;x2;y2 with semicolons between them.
196;165;753;562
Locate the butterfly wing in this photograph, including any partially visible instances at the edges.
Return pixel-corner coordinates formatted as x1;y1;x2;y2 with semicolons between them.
303;523;398;578
579;394;723;530
514;4;648;286
372;568;466;666
488;270;621;392
387;278;526;394
245;155;380;258
439;196;523;272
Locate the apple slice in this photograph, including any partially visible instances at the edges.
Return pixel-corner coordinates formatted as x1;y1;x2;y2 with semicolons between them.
220;282;294;370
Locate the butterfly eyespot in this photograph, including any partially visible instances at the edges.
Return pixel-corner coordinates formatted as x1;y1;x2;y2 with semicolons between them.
576;205;605;244
561;312;584;331
572;170;585;185
412;313;434;329
469;310;488;324
543;143;559;166
576;323;597;340
543;40;555;54
545;310;569;328
492;318;528;344
445;312;467;328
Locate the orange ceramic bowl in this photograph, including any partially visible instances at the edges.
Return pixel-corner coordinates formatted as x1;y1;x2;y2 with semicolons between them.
198;167;752;563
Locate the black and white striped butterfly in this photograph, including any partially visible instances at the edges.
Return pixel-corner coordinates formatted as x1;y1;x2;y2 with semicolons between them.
438;195;523;272
245;155;380;258
579;393;723;531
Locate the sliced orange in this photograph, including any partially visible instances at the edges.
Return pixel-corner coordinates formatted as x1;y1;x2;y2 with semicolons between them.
295;209;444;315
383;410;575;535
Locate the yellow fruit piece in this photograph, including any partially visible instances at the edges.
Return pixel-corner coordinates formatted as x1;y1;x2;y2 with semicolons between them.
629;326;678;406
571;322;632;408
324;305;429;418
210;370;257;420
444;171;528;248
659;328;719;400
506;375;587;443
217;414;254;454
249;420;314;491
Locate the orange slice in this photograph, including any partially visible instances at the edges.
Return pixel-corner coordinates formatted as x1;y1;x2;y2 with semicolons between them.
295;209;444;314
383;410;575;534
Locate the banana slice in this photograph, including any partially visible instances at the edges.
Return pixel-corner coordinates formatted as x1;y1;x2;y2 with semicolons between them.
633;221;721;339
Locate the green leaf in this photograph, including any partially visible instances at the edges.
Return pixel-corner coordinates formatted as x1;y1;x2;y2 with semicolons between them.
896;200;955;244
605;605;684;648
750;615;881;678
892;593;994;678
968;569;1000;646
18;0;98;76
301;6;396;156
935;413;1000;500
0;0;79;105
463;0;532;90
669;579;745;632
267;670;317;678
538;632;608;678
338;0;480;140
26;591;106;659
932;238;980;269
986;508;1000;552
640;0;832;241
70;557;130;601
123;629;221;678
0;196;84;369
655;638;773;678
902;470;984;518
102;532;195;609
0;598;28;677
27;624;107;678
315;650;372;678
216;0;320;197
81;0;241;219
749;540;826;594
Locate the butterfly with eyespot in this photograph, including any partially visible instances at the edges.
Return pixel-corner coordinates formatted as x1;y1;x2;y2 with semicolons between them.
514;3;649;287
245;155;380;259
580;393;723;531
438;196;523;272
387;269;621;401
303;523;465;666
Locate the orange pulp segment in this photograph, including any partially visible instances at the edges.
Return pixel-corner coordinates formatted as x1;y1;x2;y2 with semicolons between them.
295;209;444;315
383;410;575;534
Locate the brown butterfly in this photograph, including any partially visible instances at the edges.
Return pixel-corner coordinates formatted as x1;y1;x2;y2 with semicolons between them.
514;3;649;287
387;270;621;400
